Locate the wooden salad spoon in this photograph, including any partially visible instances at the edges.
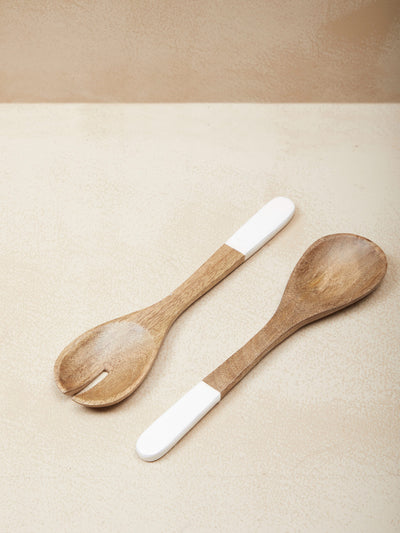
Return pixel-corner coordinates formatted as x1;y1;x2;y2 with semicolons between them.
136;233;387;461
54;197;295;407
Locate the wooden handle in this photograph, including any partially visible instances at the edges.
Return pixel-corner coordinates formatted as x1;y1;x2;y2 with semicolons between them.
203;308;298;397
136;310;297;461
163;197;295;321
166;244;245;318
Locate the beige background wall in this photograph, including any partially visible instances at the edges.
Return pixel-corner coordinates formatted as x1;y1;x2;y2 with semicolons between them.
0;0;399;102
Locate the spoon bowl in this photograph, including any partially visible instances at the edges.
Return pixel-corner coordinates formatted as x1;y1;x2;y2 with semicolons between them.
204;233;387;398
279;233;387;324
54;306;169;406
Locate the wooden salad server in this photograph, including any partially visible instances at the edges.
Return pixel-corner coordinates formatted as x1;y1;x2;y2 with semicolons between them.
136;233;387;461
54;197;295;407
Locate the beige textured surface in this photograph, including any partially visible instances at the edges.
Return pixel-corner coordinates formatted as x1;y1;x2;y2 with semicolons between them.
0;0;399;102
1;104;399;532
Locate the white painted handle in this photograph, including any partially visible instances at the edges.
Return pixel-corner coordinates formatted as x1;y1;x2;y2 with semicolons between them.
225;196;295;259
136;382;220;461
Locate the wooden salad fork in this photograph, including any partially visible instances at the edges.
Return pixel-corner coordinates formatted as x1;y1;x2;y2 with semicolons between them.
54;197;295;407
136;233;387;461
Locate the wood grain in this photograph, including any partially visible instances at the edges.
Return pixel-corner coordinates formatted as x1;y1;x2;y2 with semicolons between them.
204;234;387;397
54;244;244;407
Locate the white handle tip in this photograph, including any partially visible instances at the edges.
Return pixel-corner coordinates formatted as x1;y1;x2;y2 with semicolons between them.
225;196;295;259
136;382;220;462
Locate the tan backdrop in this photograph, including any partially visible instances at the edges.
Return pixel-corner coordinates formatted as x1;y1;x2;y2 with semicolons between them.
0;0;399;102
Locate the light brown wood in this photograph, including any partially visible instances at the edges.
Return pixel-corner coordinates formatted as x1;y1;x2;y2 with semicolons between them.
54;244;244;407
204;234;387;397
